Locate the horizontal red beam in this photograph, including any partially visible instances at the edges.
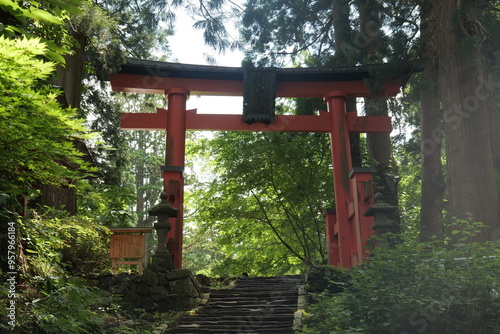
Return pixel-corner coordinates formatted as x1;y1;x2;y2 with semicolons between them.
111;74;402;98
121;109;392;133
346;112;392;133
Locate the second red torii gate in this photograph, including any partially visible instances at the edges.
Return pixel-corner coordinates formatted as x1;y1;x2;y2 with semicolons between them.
110;59;414;269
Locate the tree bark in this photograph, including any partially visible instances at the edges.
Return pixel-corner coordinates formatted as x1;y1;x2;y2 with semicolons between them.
357;0;400;226
43;30;87;215
437;0;500;241
136;131;146;225
40;184;77;215
419;0;445;241
53;31;87;109
332;0;354;64
332;0;362;166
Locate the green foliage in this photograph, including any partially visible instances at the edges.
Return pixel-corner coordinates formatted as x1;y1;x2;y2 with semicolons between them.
27;284;107;334
0;36;94;198
95;0;176;59
21;210;110;280
307;264;350;295
393;144;422;238
186;130;333;276
0;274;108;333
70;0;126;77
182;222;225;275
236;0;422;66
80;92;167;227
0;0;81;63
241;0;336;65
80;86;138;226
0;209;110;333
78;180;137;227
303;222;500;334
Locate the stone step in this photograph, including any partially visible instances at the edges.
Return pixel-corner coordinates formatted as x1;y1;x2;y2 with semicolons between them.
235;282;302;289
209;294;297;299
205;305;296;311
171;328;293;334
169;274;304;334
208;297;297;303
205;301;296;308
176;322;292;328
210;290;298;300
210;289;298;295
171;325;294;334
177;315;294;323
198;307;297;315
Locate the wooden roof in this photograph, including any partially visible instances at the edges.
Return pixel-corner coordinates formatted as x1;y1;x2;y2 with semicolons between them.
110;59;423;98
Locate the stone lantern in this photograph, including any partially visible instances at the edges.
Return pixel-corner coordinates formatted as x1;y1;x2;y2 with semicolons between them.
148;192;178;271
364;192;398;249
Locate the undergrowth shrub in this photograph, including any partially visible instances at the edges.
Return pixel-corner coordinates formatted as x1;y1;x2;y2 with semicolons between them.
0;272;109;333
303;220;500;334
21;209;110;278
0;210;111;333
307;264;350;296
22;283;108;334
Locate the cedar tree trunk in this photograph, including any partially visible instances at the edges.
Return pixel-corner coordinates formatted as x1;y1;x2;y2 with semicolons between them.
419;0;445;241
357;0;400;226
437;0;500;241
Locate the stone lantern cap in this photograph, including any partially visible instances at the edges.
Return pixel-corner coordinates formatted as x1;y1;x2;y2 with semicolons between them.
148;192;178;218
363;192;398;217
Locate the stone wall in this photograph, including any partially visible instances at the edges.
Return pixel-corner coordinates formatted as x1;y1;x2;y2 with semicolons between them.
91;269;202;312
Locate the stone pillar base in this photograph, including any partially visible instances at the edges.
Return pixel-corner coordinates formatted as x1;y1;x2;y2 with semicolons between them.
150;253;175;272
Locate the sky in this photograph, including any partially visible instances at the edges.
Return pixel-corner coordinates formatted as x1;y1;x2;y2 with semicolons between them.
168;9;244;115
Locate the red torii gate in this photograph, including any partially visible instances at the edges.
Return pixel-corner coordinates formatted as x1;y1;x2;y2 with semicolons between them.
110;59;413;269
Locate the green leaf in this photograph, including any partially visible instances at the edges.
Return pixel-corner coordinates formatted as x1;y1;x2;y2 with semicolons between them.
25;8;63;24
0;0;21;12
44;50;66;64
59;1;82;15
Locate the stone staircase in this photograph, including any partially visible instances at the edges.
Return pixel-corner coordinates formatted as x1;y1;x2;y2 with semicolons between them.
169;275;305;334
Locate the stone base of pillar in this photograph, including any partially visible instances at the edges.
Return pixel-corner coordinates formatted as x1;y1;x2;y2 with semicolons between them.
150;252;175;272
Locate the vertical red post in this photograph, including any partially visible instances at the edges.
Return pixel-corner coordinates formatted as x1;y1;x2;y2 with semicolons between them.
325;91;354;268
163;88;188;269
349;167;376;264
324;209;340;266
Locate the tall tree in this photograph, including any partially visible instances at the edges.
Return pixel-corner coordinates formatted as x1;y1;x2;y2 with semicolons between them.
129;130;165;225
480;1;500;183
436;0;500;241
65;0;177;224
331;0;363;167
419;0;445;241
114;94;166;225
241;0;335;66
332;0;355;64
356;0;390;165
0;33;91;272
356;0;402;227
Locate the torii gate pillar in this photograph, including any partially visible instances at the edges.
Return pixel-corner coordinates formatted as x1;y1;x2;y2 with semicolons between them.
162;88;188;269
325;91;354;268
325;91;376;268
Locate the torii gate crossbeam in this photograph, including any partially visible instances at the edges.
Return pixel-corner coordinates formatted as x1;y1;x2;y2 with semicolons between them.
110;59;416;269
